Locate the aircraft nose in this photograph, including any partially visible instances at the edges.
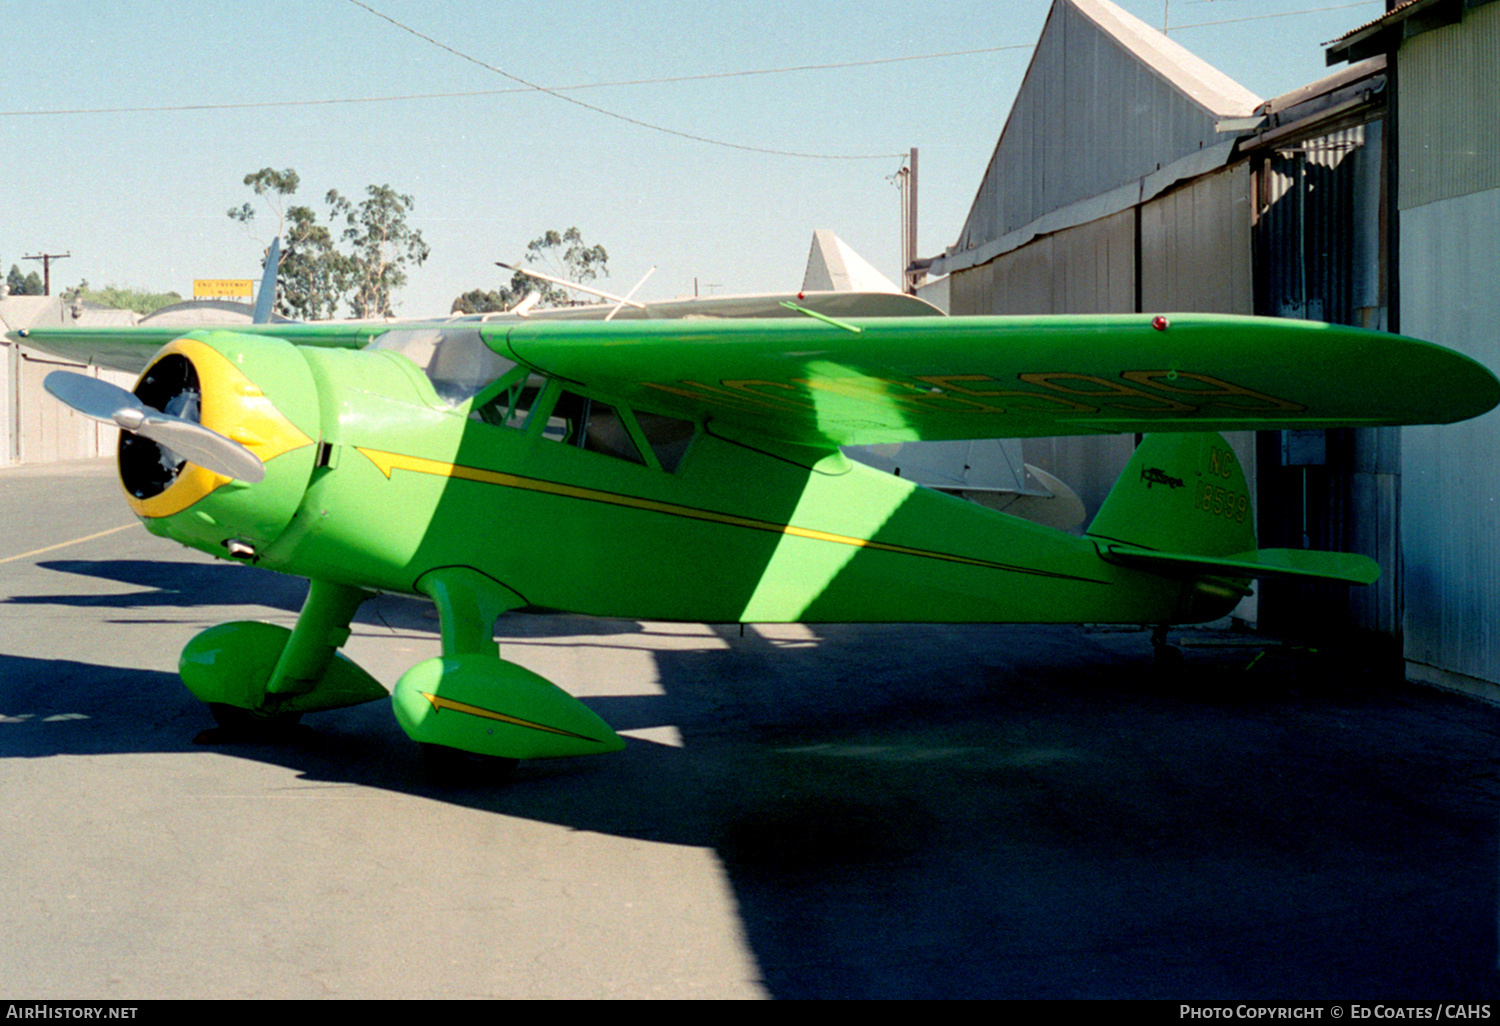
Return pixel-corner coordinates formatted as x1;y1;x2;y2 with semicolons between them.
117;346;258;501
116;334;318;527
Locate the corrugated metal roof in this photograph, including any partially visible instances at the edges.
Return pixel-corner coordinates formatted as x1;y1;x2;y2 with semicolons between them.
0;296;61;333
1327;0;1426;46
1325;0;1499;62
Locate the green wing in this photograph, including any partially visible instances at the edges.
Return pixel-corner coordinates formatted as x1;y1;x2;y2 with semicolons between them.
7;322;385;374
4;290;940;375
16;309;1496;446
489;313;1500;446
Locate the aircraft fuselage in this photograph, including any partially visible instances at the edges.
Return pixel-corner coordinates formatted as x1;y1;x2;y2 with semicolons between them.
136;334;1224;630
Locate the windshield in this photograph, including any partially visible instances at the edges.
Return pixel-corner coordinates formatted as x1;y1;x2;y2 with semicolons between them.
370;327;517;406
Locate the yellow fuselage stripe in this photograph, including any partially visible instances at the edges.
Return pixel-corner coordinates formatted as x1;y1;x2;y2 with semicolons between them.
356;447;1103;583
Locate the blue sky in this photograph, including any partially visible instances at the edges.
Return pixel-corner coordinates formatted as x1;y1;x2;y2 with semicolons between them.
0;0;1384;315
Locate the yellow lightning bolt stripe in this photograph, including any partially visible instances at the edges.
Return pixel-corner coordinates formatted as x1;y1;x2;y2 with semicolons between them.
358;447;1105;583
419;692;603;742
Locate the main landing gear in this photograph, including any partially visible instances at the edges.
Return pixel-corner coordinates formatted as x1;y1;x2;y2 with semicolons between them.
178;569;624;779
391;567;624;770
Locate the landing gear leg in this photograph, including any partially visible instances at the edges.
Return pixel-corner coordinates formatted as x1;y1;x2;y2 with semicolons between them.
391;567;624;776
1151;623;1184;673
181;579;386;741
263;579;373;701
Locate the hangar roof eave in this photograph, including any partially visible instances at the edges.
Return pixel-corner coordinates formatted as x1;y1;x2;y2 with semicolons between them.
1074;0;1259;118
1325;0;1498;65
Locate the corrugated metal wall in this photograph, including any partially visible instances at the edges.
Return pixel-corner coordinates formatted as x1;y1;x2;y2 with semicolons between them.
947;208;1141;520
1398;2;1500;210
1249;122;1400;635
1;298;134;466
7;344;127;464
1400;194;1500;685
948;166;1257;535
1254;126;1382;325
941;1;1264;543
1393;1;1500;693
949;208;1136;316
1141;163;1254;312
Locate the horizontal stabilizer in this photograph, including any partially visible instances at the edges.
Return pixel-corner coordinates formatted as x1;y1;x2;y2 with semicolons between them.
1099;543;1380;586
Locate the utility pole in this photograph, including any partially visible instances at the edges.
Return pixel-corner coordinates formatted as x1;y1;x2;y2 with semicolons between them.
897;148;919;294
24;251;71;296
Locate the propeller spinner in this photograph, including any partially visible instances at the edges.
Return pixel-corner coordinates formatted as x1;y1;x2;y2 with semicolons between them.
44;370;265;483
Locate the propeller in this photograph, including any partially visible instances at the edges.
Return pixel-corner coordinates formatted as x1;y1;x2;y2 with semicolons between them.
44;370;265;483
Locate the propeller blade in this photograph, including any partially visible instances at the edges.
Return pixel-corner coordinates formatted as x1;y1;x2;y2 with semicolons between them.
43;370;265;483
43;370;148;425
133;414;265;483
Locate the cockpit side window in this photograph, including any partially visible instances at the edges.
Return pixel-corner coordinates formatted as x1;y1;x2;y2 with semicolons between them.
581;400;647;465
546;390;589;445
472;368;543;428
472;373;697;473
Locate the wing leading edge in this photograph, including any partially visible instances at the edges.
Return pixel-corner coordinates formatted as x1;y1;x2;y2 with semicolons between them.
7;322;386;374
487;313;1500;447
5;290;940;375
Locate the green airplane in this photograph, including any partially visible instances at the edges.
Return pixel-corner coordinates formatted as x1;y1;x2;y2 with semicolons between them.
14;281;1500;774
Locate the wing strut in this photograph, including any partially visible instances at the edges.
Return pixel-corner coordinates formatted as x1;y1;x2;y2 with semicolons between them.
606;266;656;321
496;262;647;310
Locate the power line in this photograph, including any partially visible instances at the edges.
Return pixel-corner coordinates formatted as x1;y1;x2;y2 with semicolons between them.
0;43;1029;120
1170;0;1382;32
344;0;913;160
1;2;1379;135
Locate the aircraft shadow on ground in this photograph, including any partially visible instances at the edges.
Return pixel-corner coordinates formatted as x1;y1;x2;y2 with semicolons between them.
6;558;1500;998
12;558;307;611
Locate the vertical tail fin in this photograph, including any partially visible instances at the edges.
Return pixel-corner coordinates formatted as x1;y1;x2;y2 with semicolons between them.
1087;432;1254;557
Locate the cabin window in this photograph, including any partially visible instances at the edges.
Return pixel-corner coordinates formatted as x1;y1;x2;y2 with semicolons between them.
635;411;696;472
544;390;588;444
472;370;544;428
474;375;694;472
540;391;646;465
582;401;646;465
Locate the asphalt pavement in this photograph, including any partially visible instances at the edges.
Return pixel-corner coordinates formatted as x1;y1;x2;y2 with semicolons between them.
2;458;1499;999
